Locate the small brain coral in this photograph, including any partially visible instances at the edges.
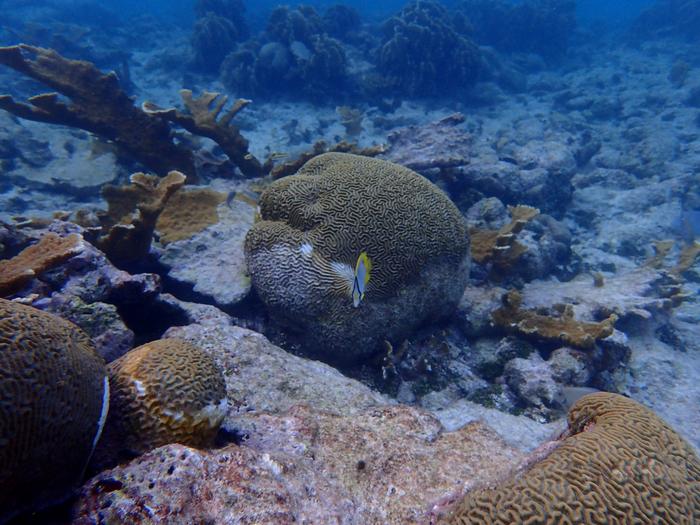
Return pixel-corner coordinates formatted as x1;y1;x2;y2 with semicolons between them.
245;152;470;364
103;338;227;456
0;299;108;522
440;392;700;525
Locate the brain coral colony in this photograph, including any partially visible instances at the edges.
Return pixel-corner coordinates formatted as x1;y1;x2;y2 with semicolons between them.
245;152;470;364
93;339;227;468
0;299;108;523
435;393;700;525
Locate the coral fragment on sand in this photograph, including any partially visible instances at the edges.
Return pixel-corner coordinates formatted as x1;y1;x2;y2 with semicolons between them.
491;290;617;349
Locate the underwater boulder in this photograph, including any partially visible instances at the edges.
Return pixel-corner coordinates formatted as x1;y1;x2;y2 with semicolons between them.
0;299;108;522
245;152;470;364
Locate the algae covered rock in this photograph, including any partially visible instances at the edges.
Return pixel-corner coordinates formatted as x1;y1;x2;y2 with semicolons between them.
100;338;227;459
245;152;470;363
0;299;108;522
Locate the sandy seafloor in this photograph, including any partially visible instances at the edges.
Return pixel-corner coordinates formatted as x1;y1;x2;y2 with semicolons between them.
0;3;699;522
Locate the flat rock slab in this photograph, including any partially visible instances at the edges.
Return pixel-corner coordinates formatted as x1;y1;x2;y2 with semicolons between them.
158;197;255;307
74;405;525;524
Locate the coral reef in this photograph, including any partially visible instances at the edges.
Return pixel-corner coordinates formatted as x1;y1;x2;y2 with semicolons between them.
376;0;480;96
322;4;361;42
456;0;577;60
245;152;469;364
0;231;84;296
0;299;108;523
0;44;196;176
220;5;348;100
97;339;227;463
192;0;249;73
436;392;700;524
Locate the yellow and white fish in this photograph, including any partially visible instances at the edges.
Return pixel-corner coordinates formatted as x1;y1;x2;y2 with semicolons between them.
351;251;372;307
301;242;373;307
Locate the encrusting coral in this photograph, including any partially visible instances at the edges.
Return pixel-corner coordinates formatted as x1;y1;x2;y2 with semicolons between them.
245;152;470;363
0;232;84;296
155;188;226;244
435;392;700;524
96;338;227;461
0;299;108;523
491;289;617;349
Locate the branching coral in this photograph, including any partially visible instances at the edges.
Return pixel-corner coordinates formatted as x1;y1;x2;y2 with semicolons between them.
0;44;196;177
470;205;539;273
491;289;617;350
0;232;84;297
142;90;265;179
88;171;186;266
0;45;265;181
436;392;700;524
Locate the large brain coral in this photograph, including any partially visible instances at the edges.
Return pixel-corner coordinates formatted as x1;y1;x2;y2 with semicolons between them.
245;152;470;364
0;299;108;522
102;338;227;457
440;392;700;524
